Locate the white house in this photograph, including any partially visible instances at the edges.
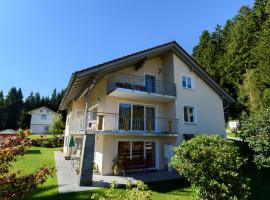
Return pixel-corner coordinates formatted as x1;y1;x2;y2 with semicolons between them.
28;106;56;134
60;41;234;186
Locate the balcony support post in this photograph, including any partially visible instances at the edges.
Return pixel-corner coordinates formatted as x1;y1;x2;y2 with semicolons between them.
84;89;90;131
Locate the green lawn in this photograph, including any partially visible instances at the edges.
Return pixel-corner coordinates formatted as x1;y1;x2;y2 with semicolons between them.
11;146;194;200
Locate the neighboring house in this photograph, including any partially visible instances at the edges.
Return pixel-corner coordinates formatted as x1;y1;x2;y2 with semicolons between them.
0;129;17;137
28;106;56;134
59;41;234;186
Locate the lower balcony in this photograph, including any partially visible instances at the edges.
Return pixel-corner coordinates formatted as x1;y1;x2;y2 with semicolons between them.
71;111;179;136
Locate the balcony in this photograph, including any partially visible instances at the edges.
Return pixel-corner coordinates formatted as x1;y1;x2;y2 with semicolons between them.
71;111;179;136
107;73;176;102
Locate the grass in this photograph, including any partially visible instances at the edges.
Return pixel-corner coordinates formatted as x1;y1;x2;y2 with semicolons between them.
10;146;59;199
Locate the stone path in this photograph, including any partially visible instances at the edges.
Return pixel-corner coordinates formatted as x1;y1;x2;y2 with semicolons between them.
54;151;181;193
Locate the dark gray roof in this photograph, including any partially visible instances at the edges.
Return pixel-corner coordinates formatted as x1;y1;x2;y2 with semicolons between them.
60;41;234;110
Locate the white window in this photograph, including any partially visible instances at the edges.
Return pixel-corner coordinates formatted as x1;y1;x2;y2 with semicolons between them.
41;114;46;120
184;106;196;124
181;75;193;89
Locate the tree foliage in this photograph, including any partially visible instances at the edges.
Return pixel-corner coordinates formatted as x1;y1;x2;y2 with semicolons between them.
0;133;54;199
192;0;270;119
49;113;65;137
237;109;270;168
171;135;250;200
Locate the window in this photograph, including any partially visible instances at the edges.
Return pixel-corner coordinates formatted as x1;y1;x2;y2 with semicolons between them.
118;141;156;168
41;114;46;120
46;109;49;113
44;126;49;132
118;102;156;131
91;107;98;120
181;75;193;89
40;109;43;113
184;106;196;124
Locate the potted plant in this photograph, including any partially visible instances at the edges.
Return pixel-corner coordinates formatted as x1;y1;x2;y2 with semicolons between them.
112;156;124;176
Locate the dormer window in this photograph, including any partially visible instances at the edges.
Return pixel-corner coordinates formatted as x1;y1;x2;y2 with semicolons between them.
181;75;193;89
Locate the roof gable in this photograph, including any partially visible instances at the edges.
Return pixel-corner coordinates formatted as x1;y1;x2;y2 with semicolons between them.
28;106;56;114
60;41;234;110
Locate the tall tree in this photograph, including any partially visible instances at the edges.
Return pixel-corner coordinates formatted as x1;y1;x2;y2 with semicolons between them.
192;0;270;118
0;91;6;130
5;88;23;130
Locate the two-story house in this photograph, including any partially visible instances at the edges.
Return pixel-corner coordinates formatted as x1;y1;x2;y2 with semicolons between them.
59;41;234;186
28;106;56;134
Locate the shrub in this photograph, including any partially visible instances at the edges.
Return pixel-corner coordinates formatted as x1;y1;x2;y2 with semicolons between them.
237;110;270;168
24;129;32;136
31;136;63;148
171;135;250;200
91;180;151;200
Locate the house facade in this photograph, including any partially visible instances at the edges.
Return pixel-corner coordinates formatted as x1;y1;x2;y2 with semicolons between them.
60;41;234;186
28;106;56;134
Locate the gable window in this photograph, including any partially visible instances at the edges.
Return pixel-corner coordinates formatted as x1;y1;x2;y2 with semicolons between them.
181;75;193;89
184;106;196;124
41;114;46;120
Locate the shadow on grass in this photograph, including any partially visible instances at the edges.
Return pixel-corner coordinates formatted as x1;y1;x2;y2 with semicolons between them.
148;178;191;193
25;150;41;154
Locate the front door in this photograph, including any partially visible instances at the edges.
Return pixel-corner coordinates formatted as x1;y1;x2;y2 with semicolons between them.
145;74;156;93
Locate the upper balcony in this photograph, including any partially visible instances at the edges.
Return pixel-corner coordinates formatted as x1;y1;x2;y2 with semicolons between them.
107;73;176;102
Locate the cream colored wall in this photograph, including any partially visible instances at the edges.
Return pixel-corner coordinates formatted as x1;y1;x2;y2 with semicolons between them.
173;54;226;141
118;57;163;80
101;135;177;175
95;134;104;174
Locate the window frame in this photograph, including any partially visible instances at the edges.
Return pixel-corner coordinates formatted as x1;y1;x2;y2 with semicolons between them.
41;114;47;120
118;101;158;131
183;105;197;124
181;74;194;89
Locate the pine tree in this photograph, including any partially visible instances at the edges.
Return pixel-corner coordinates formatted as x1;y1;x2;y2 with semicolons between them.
5;87;24;129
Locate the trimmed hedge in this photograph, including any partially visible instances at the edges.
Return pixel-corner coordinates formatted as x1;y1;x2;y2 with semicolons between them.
31;137;63;148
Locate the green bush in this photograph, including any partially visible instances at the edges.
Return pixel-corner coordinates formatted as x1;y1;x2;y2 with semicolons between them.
237;109;270;168
31;137;63;148
91;180;151;200
171;135;250;200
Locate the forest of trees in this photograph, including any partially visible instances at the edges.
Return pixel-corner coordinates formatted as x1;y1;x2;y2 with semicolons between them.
192;0;270;119
0;87;65;130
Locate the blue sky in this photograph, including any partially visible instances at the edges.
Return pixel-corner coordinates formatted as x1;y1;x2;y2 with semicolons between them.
0;0;254;97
